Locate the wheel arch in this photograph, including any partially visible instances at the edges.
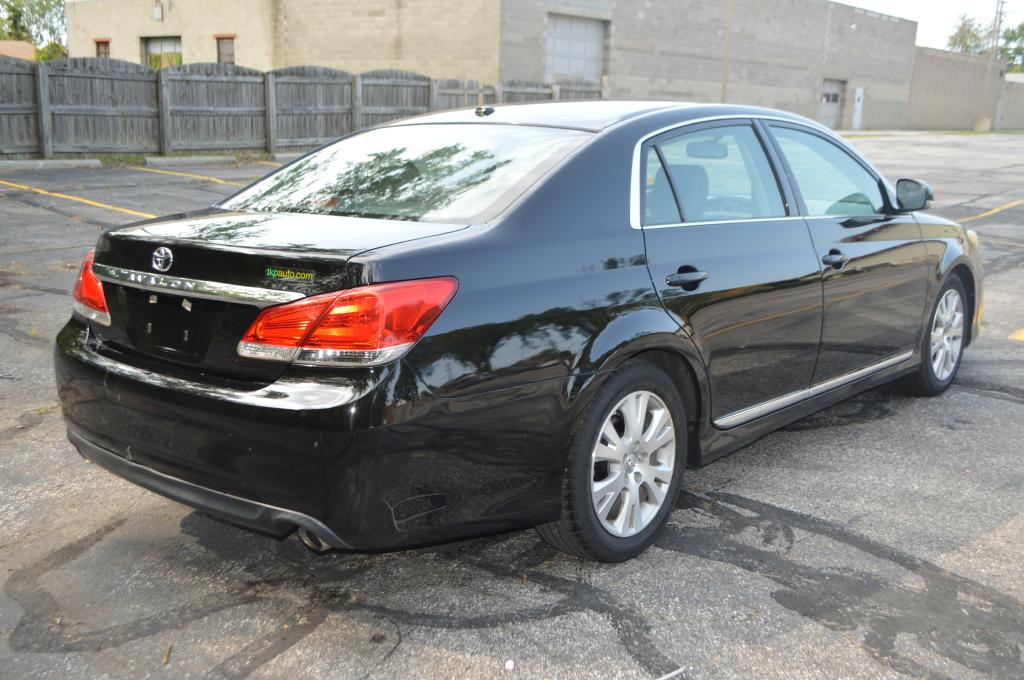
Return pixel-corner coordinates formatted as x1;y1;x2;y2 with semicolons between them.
948;262;977;346
570;307;709;467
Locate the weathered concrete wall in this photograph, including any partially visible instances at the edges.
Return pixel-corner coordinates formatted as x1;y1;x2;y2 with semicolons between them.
499;0;917;129
66;0;276;71
1000;81;1024;130
61;0;1024;131
908;48;1005;130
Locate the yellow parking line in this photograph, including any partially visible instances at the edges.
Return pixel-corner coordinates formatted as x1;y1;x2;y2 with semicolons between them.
982;237;1024;250
961;198;1024;223
130;166;245;186
254;160;281;167
1009;329;1024;342
0;179;156;219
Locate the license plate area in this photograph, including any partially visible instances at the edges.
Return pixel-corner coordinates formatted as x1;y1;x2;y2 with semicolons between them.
121;288;227;362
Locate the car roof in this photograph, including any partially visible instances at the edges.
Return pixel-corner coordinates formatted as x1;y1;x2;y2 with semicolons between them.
388;100;809;133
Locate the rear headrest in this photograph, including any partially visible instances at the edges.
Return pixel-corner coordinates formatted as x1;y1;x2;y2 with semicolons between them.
646;168;680;225
670;165;709;221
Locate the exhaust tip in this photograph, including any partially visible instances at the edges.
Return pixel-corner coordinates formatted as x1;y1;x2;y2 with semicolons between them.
296;527;331;553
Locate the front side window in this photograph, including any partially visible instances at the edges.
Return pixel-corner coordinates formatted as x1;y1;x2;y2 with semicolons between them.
656;125;786;222
771;126;885;216
95;40;110;59
142;36;182;69
222;124;590;223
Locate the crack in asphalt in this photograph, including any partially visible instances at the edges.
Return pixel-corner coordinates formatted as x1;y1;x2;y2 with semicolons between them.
0;310;53;350
954;379;1024;406
665;492;1024;679
0;193;114;228
5;489;1023;679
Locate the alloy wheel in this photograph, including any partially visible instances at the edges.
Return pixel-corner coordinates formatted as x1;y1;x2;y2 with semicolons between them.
590;390;676;538
930;288;964;382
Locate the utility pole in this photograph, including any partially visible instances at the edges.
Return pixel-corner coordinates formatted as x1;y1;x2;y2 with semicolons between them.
721;0;734;103
992;0;1006;55
978;0;1006;131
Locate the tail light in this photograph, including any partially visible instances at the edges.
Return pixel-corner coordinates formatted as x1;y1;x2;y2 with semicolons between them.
238;277;458;367
72;249;111;327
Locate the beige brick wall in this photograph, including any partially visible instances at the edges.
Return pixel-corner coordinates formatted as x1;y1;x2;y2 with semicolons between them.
66;0;276;70
275;0;501;82
66;0;501;81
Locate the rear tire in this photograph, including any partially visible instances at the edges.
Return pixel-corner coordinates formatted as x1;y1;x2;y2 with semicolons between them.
898;275;967;397
536;360;687;562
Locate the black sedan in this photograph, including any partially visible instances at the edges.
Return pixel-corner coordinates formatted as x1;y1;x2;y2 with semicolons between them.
56;102;983;562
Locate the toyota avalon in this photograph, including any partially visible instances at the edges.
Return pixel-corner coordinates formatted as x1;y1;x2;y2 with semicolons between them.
56;101;983;561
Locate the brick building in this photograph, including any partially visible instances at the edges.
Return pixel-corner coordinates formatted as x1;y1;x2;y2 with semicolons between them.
66;0;930;129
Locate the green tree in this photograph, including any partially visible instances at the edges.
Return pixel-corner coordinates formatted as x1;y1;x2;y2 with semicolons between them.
34;39;64;60
0;0;32;41
1003;21;1024;69
0;0;64;47
947;14;989;56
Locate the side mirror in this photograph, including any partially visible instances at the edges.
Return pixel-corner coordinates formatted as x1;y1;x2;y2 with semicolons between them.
896;178;933;212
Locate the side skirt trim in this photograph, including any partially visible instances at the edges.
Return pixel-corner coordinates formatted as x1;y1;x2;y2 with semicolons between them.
712;350;914;429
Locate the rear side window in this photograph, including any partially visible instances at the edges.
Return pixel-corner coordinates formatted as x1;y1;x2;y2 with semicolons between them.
643;150;682;225
770;126;885;216
222;124;590;223
655;125;786;222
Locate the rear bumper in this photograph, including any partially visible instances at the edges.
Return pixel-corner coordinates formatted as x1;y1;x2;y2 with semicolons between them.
68;429;350;547
55;319;569;550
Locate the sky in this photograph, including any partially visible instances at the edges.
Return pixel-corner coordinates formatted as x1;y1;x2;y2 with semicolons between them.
845;0;1023;49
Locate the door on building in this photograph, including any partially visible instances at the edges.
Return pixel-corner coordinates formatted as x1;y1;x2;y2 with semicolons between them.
819;79;845;129
545;14;606;84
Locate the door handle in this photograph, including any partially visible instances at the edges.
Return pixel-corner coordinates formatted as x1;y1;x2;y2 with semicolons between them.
821;250;849;269
666;270;709;289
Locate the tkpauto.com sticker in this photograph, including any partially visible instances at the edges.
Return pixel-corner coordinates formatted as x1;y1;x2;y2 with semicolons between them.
264;266;315;283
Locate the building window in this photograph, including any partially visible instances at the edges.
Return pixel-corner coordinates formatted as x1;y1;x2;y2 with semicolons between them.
216;36;235;65
95;40;110;59
141;36;182;69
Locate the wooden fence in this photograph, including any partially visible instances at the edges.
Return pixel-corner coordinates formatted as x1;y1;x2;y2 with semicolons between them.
0;56;602;158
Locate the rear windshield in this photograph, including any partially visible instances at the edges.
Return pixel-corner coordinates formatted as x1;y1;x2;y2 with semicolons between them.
221;124;591;223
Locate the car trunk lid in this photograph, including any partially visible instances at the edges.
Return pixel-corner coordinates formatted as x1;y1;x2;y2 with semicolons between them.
89;209;465;384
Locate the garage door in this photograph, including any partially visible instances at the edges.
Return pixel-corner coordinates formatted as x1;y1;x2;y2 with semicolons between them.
545;14;605;84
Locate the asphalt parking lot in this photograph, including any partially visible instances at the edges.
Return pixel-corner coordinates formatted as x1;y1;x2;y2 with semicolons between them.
2;132;1024;679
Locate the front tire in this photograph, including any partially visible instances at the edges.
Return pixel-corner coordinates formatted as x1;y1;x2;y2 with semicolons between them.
899;275;967;396
536;360;687;562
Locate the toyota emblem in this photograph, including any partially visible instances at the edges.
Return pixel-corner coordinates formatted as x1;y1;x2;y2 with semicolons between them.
151;246;173;272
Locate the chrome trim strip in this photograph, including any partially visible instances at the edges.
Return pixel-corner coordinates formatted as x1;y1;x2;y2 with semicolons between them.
642;216;800;230
711;388;808;431
628;113;892;230
713;350;913;429
92;263;304;307
807;350;913;397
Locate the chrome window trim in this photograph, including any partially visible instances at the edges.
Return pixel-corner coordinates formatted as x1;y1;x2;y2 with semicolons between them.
629;114;891;230
92;263;305;307
642;215;801;230
712;350;913;429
